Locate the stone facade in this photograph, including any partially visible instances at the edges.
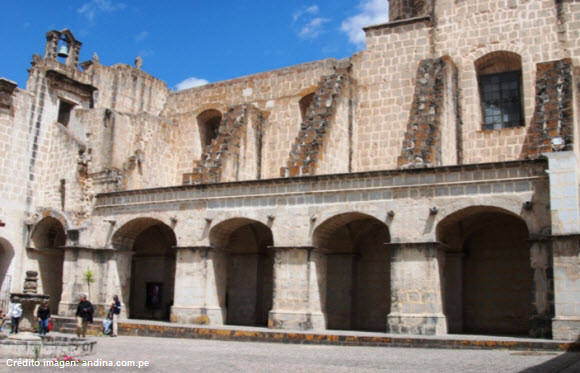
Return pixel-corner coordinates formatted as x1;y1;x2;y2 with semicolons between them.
2;0;580;341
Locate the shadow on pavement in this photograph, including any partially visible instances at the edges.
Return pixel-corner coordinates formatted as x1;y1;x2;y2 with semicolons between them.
518;336;580;373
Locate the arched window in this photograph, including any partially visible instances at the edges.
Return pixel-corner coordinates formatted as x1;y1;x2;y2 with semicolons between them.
299;92;315;122
197;109;222;153
475;52;524;130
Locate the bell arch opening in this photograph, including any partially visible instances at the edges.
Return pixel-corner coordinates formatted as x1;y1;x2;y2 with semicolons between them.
313;212;391;332
437;206;533;335
210;218;274;327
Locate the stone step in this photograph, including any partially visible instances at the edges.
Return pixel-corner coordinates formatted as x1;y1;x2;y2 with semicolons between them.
48;316;580;352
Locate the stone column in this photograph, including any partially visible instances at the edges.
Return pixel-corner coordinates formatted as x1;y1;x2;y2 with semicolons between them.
387;242;447;335
59;247;132;318
529;239;553;338
108;249;133;319
171;246;226;325
268;247;326;330
59;246;87;317
551;235;580;340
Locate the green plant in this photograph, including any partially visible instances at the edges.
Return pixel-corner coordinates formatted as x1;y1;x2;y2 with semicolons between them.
34;346;40;361
83;269;96;300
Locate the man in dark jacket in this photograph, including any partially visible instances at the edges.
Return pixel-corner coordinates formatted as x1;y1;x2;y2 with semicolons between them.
75;294;94;338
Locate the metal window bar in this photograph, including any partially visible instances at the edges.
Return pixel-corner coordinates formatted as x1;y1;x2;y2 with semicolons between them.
479;71;523;130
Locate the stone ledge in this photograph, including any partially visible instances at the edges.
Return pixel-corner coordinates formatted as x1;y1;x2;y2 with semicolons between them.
50;317;580;351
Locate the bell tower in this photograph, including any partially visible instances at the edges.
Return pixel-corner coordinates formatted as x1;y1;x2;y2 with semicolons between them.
389;0;432;21
44;29;82;68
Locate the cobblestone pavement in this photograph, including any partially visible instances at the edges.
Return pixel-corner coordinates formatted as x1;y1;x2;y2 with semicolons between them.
1;333;580;373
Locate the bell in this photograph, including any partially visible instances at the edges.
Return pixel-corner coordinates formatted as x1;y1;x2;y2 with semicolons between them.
57;45;69;58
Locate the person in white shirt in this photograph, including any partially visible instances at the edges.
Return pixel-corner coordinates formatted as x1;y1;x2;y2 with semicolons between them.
8;301;22;334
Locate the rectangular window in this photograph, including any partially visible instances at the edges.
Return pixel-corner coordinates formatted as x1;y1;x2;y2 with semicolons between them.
57;100;75;126
478;71;523;130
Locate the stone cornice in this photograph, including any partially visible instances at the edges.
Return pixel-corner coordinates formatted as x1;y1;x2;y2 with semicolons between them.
94;159;548;211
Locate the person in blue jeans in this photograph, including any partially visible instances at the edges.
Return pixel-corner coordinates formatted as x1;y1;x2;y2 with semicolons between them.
111;295;121;337
37;302;51;336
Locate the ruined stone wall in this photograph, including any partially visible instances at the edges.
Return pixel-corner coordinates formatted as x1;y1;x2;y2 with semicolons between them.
164;59;338;181
281;68;353;177
89;64;168;116
316;92;351;175
86;109;180;191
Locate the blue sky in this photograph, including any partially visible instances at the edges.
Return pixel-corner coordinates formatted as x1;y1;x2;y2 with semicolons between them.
0;0;389;91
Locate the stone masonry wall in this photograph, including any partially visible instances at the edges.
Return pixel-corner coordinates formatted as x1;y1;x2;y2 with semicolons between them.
354;19;432;172
0;80;34;291
281;65;352;177
88;63;169;116
523;59;574;158
434;0;566;164
397;57;458;168
164;59;338;181
182;104;264;184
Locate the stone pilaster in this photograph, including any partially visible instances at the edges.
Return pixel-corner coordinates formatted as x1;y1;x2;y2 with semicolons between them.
387;242;447;335
268;247;326;330
551;235;580;340
529;239;553;338
170;246;226;325
58;247;132;318
544;152;580;235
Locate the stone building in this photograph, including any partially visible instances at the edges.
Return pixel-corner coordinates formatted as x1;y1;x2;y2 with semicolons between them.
1;0;580;340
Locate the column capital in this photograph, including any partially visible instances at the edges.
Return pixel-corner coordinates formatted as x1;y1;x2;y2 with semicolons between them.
268;246;315;251
268;246;327;254
386;241;448;258
172;246;224;255
385;241;448;249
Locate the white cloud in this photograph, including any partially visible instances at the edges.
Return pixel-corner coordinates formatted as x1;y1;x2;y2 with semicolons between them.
293;4;329;40
78;0;127;21
341;0;390;48
293;5;319;22
299;17;330;39
175;77;210;91
135;31;148;42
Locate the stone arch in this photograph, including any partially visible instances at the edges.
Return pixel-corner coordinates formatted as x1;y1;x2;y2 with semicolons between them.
437;206;533;335
113;218;177;320
299;92;315;122
209;218;274;326
29;217;66;313
436;199;540;239
313;212;391;332
197;109;222;155
0;237;15;312
462;47;533;136
474;51;524;130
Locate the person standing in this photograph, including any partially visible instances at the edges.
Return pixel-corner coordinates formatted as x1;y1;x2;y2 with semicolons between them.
37;302;51;336
8;301;22;334
75;294;93;338
111;295;121;337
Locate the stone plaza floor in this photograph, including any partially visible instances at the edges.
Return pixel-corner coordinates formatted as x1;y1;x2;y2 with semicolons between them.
1;331;579;372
